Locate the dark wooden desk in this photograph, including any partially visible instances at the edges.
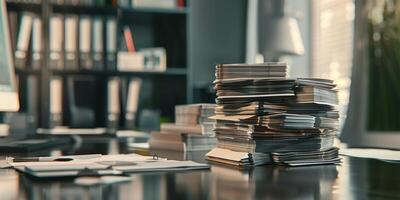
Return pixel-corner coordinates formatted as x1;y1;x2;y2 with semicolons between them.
0;138;399;200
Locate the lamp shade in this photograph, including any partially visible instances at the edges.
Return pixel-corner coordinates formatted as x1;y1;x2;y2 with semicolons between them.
266;16;305;56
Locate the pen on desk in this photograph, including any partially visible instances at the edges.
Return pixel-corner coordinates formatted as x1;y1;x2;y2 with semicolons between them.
11;154;102;162
12;157;73;162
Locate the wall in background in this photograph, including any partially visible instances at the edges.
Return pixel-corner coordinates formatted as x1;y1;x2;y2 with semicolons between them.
189;0;247;102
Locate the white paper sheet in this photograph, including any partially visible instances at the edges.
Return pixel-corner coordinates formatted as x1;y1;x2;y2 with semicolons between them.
339;148;400;161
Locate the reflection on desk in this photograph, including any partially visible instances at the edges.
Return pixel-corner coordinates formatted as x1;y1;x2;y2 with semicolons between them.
0;138;399;200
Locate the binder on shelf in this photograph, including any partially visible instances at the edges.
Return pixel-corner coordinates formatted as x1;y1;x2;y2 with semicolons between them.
79;16;92;70
26;76;39;129
50;78;63;128
107;78;120;131
8;11;18;52
106;17;117;71
15;12;33;69
31;16;43;70
64;15;79;70
92;17;104;70
49;15;64;70
124;78;141;129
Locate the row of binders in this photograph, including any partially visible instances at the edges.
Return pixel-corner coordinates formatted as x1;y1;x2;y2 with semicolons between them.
49;76;142;129
206;62;341;167
8;11;118;70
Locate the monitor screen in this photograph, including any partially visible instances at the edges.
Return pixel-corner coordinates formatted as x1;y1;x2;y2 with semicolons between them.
0;1;19;112
0;1;13;91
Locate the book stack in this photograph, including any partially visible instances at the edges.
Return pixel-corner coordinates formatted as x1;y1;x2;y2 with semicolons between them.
149;104;217;152
206;62;340;167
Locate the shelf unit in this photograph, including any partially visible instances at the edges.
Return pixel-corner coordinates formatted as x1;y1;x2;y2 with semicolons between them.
7;1;193;129
7;0;248;130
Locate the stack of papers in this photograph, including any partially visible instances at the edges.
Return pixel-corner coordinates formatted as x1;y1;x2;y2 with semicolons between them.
215;62;288;80
149;104;217;152
206;62;341;167
6;154;209;178
175;104;216;136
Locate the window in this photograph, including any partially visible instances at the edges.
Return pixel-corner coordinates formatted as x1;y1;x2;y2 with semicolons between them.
312;0;355;128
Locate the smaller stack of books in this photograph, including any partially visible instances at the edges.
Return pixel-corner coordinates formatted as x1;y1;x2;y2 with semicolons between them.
149;104;217;151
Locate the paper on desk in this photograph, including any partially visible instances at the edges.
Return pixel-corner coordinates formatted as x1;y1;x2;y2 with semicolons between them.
114;160;209;172
8;154;157;169
75;176;132;186
339;148;400;161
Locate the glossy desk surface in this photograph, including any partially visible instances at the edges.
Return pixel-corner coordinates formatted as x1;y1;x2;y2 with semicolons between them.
0;137;399;200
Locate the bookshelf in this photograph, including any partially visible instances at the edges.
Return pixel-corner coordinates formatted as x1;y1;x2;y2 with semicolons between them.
6;0;191;130
6;0;247;131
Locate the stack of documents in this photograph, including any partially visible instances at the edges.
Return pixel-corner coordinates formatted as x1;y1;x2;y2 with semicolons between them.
175;104;217;136
149;104;217;151
206;62;340;167
6;154;209;178
215;62;288;80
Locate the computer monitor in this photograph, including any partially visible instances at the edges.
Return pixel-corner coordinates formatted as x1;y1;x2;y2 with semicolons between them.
0;1;19;112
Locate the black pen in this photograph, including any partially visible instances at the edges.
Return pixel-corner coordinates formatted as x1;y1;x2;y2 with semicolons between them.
11;154;102;162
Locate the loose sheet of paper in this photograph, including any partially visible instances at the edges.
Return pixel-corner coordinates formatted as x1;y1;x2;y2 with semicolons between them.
339;148;400;161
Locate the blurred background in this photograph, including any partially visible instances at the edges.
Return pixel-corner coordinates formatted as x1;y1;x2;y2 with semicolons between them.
5;0;399;137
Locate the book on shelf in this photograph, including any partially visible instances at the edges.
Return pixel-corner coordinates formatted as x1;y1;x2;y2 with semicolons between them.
79;16;92;70
49;77;63;128
14;12;33;69
49;14;64;70
106;17;117;70
64;14;79;70
123;78;142;129
106;77;121;131
31;16;42;70
92;17;104;70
